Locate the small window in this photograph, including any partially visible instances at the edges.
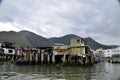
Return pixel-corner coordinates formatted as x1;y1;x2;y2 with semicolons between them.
81;40;83;44
9;50;13;53
77;39;80;43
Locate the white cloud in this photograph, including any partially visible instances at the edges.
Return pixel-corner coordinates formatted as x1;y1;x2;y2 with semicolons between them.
0;0;120;45
0;22;19;31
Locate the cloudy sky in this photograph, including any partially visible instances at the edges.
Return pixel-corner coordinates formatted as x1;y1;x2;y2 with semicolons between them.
0;0;120;45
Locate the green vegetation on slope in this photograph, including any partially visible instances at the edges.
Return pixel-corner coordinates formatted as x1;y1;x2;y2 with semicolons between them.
0;30;112;49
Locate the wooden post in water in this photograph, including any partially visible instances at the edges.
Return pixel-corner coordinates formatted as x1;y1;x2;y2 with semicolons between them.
12;55;14;60
1;55;3;60
4;55;6;61
52;54;55;64
91;56;95;64
80;57;83;65
15;55;17;60
85;56;88;65
35;53;38;64
63;54;66;63
7;55;9;60
3;55;5;60
0;55;1;60
0;55;2;60
2;55;3;60
30;52;32;64
41;53;44;64
6;55;8;61
2;55;4;60
6;55;9;61
5;55;7;60
1;55;2;60
10;55;12;60
24;52;27;61
47;54;50;64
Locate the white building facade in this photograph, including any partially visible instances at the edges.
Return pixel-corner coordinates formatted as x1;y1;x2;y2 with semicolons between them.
0;42;16;55
103;47;120;57
2;48;15;55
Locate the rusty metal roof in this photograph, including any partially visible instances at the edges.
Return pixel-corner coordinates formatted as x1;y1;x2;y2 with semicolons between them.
53;45;69;50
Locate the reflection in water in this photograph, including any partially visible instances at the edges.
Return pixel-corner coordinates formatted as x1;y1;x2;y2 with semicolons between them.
0;62;120;80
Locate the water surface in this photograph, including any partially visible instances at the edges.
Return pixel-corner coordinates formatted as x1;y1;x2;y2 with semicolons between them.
0;62;120;80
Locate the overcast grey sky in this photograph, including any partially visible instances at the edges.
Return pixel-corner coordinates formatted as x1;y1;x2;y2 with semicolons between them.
0;0;120;45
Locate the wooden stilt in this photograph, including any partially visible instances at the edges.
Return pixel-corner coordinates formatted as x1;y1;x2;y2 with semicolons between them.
35;53;38;64
30;53;32;64
41;54;44;64
63;54;66;63
52;54;55;64
4;55;6;60
0;55;1;60
24;52;27;61
47;54;50;64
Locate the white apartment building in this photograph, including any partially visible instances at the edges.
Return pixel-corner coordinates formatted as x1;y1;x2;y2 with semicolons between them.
103;47;120;57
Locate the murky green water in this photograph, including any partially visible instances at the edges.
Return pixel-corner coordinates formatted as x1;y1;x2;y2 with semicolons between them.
0;62;120;80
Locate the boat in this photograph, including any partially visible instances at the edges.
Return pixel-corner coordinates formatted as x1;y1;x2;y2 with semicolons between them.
15;59;28;65
94;57;101;63
108;60;120;63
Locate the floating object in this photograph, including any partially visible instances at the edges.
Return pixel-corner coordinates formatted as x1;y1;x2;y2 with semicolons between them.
108;60;120;63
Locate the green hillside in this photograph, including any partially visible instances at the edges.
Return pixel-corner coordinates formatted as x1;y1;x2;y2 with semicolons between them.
0;30;112;49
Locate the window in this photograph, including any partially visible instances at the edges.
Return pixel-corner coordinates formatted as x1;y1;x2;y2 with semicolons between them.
77;39;80;43
81;40;83;44
9;50;13;53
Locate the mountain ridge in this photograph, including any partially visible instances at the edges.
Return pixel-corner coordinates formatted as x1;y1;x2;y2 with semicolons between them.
0;30;112;49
